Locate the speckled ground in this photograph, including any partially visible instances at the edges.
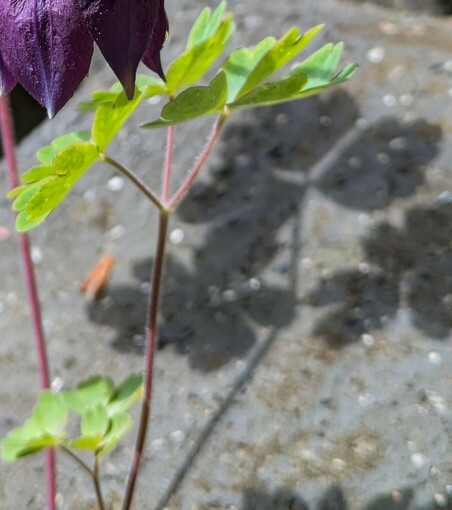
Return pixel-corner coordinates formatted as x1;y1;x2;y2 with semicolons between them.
1;0;451;509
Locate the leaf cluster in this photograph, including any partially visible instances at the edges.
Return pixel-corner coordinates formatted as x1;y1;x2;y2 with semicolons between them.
1;374;143;461
7;1;357;232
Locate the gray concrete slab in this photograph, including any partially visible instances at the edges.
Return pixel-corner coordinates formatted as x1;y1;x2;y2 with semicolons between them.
0;0;451;509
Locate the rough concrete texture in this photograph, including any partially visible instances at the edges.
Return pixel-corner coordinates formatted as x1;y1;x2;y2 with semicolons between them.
0;0;451;509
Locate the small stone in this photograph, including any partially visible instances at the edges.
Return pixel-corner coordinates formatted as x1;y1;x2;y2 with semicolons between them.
169;228;184;245
319;115;332;127
31;246;43;264
51;377;64;391
389;137;409;152
223;289;238;302
383;94;397;107
83;189;95;203
361;334;374;347
428;350;442;365
411;453;426;469
437;191;452;204
6;292;17;305
377;153;391;164
358;262;370;274
107;224;125;240
355;118;369;129
0;226;11;240
107;176;125;192
366;46;385;64
249;278;261;290
169;430;185;443
332;458;347;471
348;155;363;169
443;60;452;73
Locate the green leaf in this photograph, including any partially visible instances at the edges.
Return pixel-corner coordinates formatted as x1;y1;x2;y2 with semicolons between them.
146;72;227;127
12;142;100;231
92;90;142;152
12;182;42;212
228;74;308;109
144;72;227;127
21;165;54;184
33;391;68;436
36;131;91;164
15;210;49;232
221;37;276;102
237;25;323;98
187;1;227;48
107;373;143;416
81;405;109;438
288;42;349;90
1;418;43;461
98;413;132;455
52;141;99;177
63;376;114;415
166;15;234;93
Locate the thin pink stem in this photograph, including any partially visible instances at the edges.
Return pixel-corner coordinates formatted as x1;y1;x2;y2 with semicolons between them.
162;126;174;203
0;95;56;510
168;115;226;210
122;211;169;510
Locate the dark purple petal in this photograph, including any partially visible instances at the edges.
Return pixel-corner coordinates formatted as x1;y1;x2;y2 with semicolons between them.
142;0;168;80
0;51;16;96
0;0;93;117
80;0;160;99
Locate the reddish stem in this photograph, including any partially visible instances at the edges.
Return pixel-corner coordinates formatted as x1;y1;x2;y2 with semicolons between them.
168;115;226;210
162;126;174;203
0;95;56;510
122;211;169;510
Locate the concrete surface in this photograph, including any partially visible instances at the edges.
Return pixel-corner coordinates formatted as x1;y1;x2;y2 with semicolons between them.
0;0;451;509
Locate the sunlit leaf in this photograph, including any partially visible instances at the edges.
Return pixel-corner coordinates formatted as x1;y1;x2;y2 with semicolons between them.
98;413;132;455
21;165;54;184
33;391;68;436
228;74;308;109
63;376;114;415
238;25;323;98
107;373;144;417
92;90;142;152
166;15;234;93
144;72;227;127
221;37;276;102
187;1;227;48
81;405;109;438
36;131;91;164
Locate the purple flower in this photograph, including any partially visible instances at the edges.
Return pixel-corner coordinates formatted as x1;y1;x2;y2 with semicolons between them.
0;0;167;117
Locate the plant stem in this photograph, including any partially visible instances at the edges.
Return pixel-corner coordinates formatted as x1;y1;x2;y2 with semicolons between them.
0;95;56;510
101;154;165;213
168;114;227;210
162;126;174;203
60;447;105;510
122;210;169;510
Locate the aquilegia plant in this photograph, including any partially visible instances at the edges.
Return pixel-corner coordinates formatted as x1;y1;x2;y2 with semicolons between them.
0;2;357;509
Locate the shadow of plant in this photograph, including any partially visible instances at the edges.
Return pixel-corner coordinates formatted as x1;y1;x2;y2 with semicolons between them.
87;89;442;369
307;201;452;346
240;485;439;510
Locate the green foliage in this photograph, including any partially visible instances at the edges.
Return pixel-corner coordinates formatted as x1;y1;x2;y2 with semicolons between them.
1;374;143;461
6;1;357;231
143;72;228;127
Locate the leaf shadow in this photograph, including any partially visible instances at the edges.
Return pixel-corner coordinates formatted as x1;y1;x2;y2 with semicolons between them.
306;200;452;346
86;88;442;369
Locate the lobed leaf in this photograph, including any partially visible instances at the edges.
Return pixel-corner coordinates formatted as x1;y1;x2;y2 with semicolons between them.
62;376;114;415
36;131;91;165
98;413;132;455
107;373;144;417
221;37;276;103
237;25;323;98
11;142;100;232
187;1;227;48
33;391;68;436
165;14;234;94
228;74;308;109
92;90;142;152
143;72;227;127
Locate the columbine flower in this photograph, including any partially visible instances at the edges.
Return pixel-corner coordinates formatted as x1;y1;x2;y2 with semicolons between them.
0;0;167;117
